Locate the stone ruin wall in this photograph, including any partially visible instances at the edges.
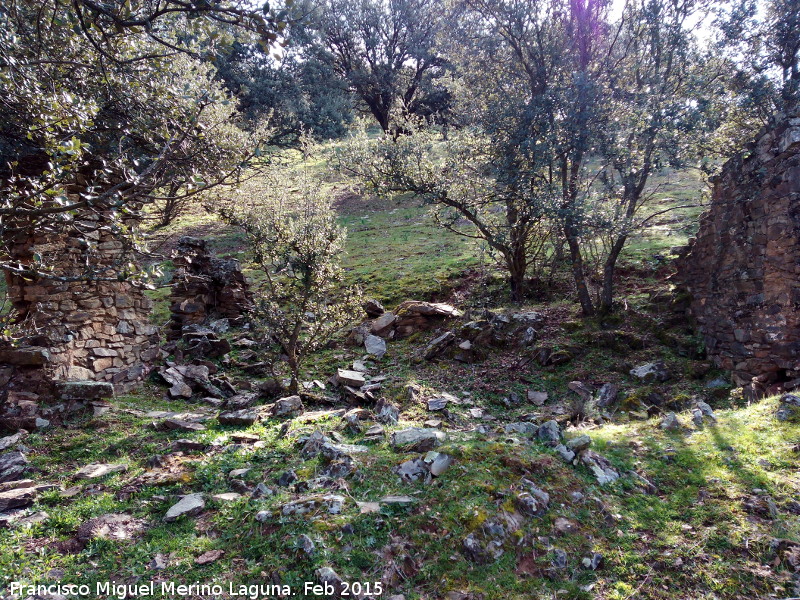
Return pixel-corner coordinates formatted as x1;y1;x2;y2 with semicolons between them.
675;109;800;386
166;236;253;340
2;212;159;398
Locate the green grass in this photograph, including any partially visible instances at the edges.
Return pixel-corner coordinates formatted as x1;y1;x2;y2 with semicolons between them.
2;383;796;599
4;146;794;599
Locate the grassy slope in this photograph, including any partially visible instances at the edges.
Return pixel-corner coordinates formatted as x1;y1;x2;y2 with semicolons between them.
1;390;796;599
2;160;798;599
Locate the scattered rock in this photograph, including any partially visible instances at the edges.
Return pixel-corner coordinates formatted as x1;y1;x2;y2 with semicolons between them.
278;470;298;487
255;510;270;522
630;362;671;383
422;331;455;360
272;395;304;417
218;409;260;426
375;399;400;424
173;439;206;452
362;299;385;318
527;390;548;406
580;451;620;485
566;434;591;453
514;492;543;517
568;381;593;401
337;369;366;388
504;422;538;437
537;420;561;444
705;377;729;389
555;444;576;463
0;486;36;511
395;300;462;338
281;494;345;516
15;510;49;527
553;517;577;535
364;334;387;358
380;495;415;505
224;392;259;410
0;450;28;483
582;553;604;570
74;463;127;480
315;567;346;596
462;533;496;564
297;534;315;556
595;383;619;408
391;428;446;452
395;458;430;483
211;493;242;502
164;494;205;522
427;394;454;411
695;400;716;421
195;549;224;565
158;366;194;398
160;418;206;432
552;548;568;569
660;412;681;431
78;513;148;541
777;394;800;422
425;451;454;476
0;431;28;453
521;479;550;509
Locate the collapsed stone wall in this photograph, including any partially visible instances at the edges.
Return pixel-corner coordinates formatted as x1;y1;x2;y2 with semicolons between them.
167;236;253;340
2;212;159;388
675;109;800;384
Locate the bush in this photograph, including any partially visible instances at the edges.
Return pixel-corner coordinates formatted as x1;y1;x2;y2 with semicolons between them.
218;169;360;393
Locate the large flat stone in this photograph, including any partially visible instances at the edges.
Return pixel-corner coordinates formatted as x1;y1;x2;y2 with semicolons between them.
74;463;127;480
164;494;205;522
56;381;115;400
0;486;36;511
390;428;446;452
0;451;28;483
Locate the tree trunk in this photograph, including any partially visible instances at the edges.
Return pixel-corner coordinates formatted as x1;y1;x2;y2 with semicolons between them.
599;234;627;315
506;250;527;303
366;100;391;133
285;349;299;395
564;225;595;316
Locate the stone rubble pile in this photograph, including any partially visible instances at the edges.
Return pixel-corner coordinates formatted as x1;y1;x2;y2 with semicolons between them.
166;236;253;341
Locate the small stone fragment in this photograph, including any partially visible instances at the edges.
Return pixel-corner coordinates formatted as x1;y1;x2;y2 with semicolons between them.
537;420;561;444
364;334;387;358
552;548;568;569
74;463;127;480
297;534;315;555
630;362;671;383
164;494;205;522
566;434;591;453
527;390;548;406
425;451;454;476
272;395;304;417
195;549;224;565
583;552;604;570
660;412;681;431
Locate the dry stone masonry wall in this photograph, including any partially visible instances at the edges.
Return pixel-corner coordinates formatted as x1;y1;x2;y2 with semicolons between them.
167;237;253;340
676;108;800;385
3;215;159;386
